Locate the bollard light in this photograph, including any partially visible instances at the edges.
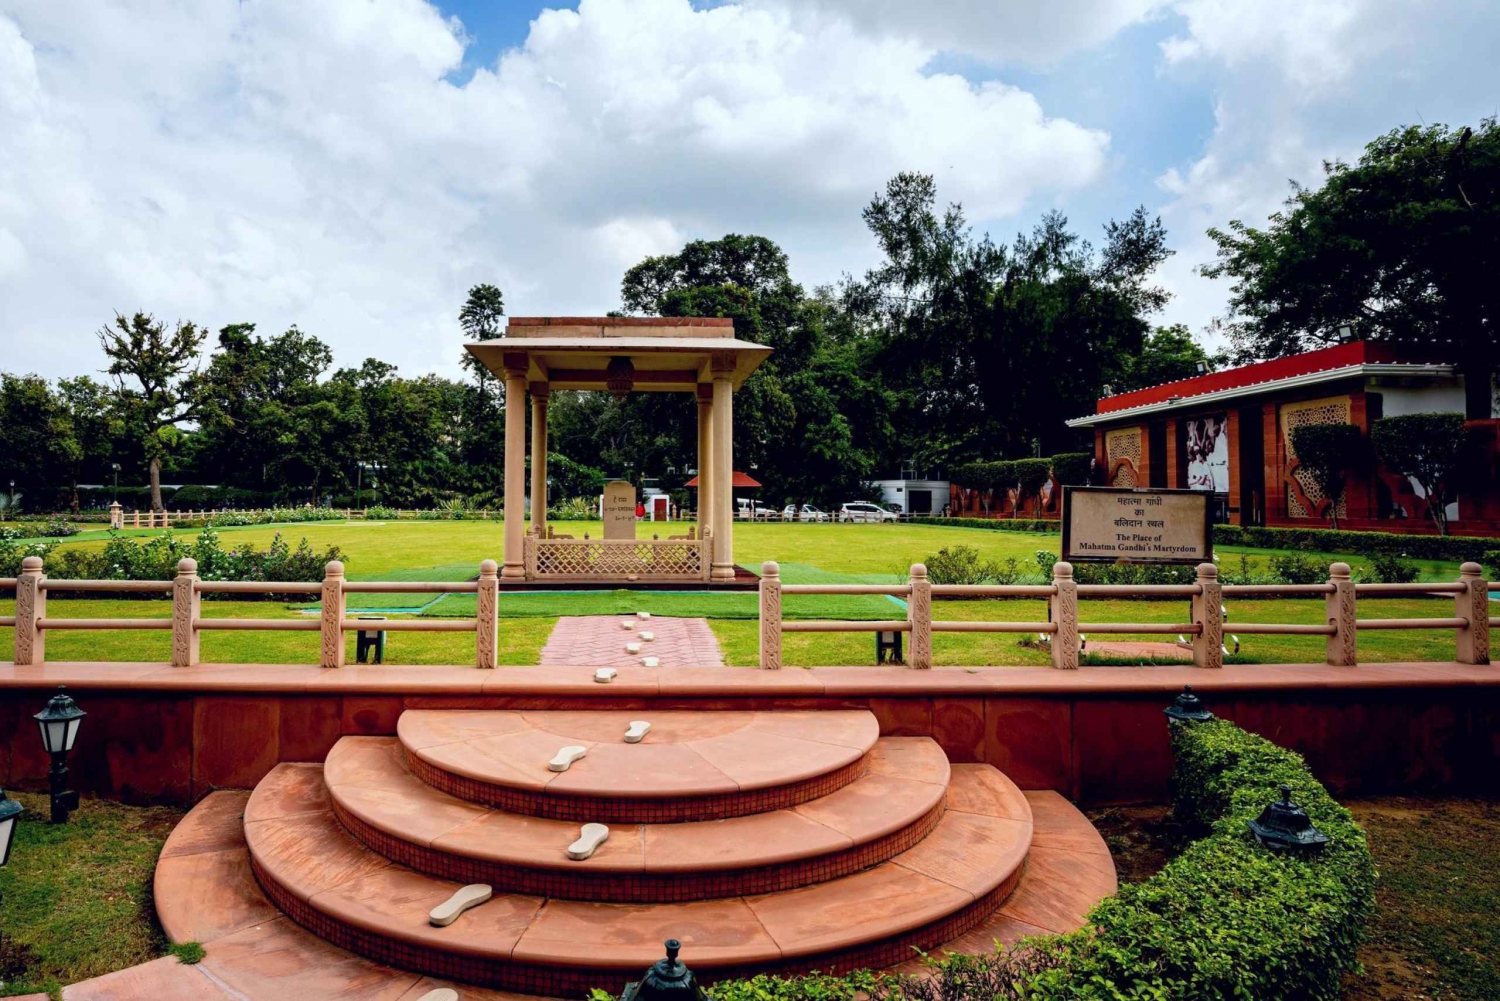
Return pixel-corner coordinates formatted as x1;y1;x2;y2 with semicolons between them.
0;789;21;867
34;686;85;824
1247;784;1330;855
1164;684;1214;723
619;939;706;1001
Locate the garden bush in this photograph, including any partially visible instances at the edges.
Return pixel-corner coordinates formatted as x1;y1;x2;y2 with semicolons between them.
922;546;1023;585
1365;551;1420;583
1212;523;1490;562
42;528;342;597
363;505;402;520
1269;551;1327;585
689;718;1374;1001
1049;452;1093;486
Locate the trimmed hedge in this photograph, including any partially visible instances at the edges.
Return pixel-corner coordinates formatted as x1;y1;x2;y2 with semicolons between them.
686;718;1374;1001
915;517;1061;533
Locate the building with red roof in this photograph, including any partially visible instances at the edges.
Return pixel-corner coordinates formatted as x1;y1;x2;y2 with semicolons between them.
1066;341;1500;535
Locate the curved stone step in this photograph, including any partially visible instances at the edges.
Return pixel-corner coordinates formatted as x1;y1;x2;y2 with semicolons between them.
245;761;1032;995
325;735;951;902
397;709;880;822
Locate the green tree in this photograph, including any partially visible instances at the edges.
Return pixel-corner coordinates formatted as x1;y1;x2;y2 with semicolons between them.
1204;120;1500;416
1118;325;1221;392
1370;413;1484;535
98;312;207;510
1289;423;1367;529
458;283;506;387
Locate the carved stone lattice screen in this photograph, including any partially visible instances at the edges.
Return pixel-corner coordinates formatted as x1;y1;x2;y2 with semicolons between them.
525;537;712;581
1105;427;1143;488
1280;396;1351;519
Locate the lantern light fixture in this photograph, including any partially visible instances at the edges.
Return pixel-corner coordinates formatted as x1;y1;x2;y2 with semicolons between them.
1247;784;1331;855
605;356;636;399
1164;684;1215;723
34;686;84;824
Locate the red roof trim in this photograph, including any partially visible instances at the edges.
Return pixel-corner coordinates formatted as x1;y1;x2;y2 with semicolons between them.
1096;341;1413;414
507;316;735;327
685;471;762;488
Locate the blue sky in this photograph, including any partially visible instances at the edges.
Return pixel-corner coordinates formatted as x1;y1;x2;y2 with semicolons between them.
1;0;1495;379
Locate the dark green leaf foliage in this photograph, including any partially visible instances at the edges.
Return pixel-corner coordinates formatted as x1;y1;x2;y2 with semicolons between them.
1269;552;1327;584
1212;523;1492;562
922;546;1023;586
41;528;341;597
1049;453;1092;486
1205;119;1500;417
690;720;1374;1001
1367;552;1420;583
1289;422;1367;529
1370;412;1488;535
1115;324;1223;392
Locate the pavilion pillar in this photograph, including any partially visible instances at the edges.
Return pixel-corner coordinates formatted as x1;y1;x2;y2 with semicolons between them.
710;355;736;582
530;382;549;537
502;355;528;578
696;384;714;535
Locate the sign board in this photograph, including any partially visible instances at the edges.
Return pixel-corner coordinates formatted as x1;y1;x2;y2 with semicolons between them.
1061;486;1211;565
602;480;637;540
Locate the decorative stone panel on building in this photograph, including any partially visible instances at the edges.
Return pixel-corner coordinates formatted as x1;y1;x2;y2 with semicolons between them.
1105;426;1143;488
1281;395;1351;520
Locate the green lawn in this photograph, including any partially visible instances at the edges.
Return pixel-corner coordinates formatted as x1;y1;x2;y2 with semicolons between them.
2;519;1474;667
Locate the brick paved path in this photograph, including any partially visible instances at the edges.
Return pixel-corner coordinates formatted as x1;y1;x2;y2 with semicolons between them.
539;615;726;668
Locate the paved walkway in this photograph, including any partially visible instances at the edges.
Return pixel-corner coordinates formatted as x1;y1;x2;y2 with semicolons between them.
538;615;725;668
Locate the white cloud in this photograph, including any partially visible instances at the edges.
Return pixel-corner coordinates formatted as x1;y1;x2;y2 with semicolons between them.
1149;0;1500;344
761;0;1166;64
0;0;1111;379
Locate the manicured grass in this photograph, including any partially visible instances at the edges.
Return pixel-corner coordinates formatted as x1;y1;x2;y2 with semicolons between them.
0;791;186;998
711;596;1461;667
0;600;553;666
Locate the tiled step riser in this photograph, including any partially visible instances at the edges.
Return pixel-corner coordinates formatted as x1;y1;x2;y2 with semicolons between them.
406;747;872;823
251;853;1024;999
331;797;947;903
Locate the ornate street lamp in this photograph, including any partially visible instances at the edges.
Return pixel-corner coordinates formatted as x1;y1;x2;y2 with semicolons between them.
619;939;706;1001
1164;684;1214;723
34;686;85;824
0;789;21;867
1247;784;1331;855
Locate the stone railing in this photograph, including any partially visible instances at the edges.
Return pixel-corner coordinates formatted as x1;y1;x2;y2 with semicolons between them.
756;559;1494;670
524;533;712;582
4;557;502;669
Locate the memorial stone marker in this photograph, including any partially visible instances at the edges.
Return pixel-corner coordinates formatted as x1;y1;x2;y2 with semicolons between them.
603;480;637;540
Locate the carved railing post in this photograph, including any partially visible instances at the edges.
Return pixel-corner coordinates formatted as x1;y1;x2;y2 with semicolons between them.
908;563;932;669
1191;562;1223;669
1049;561;1079;669
759;561;782;670
1456;561;1490;666
476;559;499;669
1326;562;1357;666
14;556;45;666
321;560;346;668
172;557;200;667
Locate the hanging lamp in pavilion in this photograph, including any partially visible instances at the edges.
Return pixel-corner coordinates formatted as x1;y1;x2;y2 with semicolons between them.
606;357;636;398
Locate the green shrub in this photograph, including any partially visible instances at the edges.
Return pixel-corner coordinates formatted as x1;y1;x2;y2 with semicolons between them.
1366;551;1419;583
1289;423;1367;529
915;517;1060;534
0;535;57;579
364;505;401;520
1050;452;1093;486
695;719;1374;1001
922;546;1023;585
549;496;597;521
1486;549;1500;578
1269;551;1326;584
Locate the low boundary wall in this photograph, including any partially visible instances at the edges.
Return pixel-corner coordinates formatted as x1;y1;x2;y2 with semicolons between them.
0;662;1494;807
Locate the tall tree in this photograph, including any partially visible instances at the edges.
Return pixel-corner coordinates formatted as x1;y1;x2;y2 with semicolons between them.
1117;325;1221;392
1204;119;1500;416
458;283;507;391
98;312;207;510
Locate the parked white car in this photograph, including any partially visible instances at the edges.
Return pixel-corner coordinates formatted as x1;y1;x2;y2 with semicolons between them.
781;504;830;522
738;499;778;520
838;501;898;523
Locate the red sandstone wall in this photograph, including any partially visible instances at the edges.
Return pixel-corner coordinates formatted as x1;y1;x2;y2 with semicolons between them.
2;688;1494;807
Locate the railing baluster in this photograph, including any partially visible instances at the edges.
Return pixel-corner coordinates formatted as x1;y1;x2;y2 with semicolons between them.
172;557;200;667
1456;561;1490;666
14;556;45;666
1050;562;1078;669
321;560;346;669
1326;562;1357;666
759;561;782;670
908;563;932;670
476;559;499;669
1191;562;1222;669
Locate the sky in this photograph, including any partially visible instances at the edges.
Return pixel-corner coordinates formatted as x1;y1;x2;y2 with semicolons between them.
1;0;1497;382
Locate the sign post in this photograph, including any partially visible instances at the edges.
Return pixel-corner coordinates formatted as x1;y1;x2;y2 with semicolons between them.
1061;486;1211;565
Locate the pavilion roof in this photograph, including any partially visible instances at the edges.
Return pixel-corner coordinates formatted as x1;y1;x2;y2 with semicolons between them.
685;471;762;488
465;316;772;391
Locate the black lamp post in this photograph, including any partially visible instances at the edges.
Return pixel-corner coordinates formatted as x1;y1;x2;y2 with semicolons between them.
619;939;706;1001
34;686;85;824
1164;684;1214;723
1247;784;1331;855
